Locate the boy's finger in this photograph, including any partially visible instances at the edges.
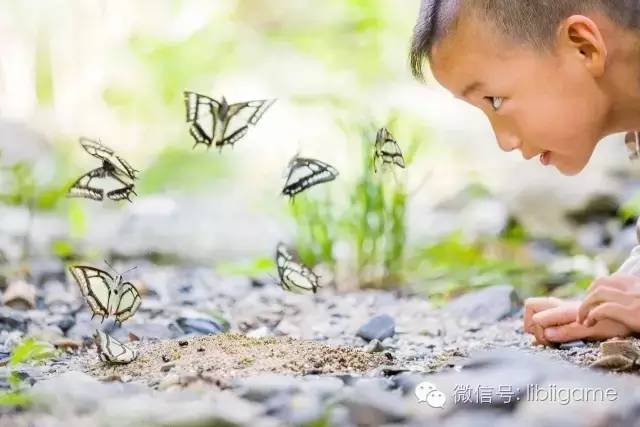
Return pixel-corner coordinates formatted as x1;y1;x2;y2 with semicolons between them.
585;302;639;330
523;297;561;333
576;287;629;324
543;322;588;343
532;324;550;346
531;305;576;328
587;275;634;293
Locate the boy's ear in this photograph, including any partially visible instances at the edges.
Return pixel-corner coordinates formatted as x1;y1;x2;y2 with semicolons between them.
557;15;607;77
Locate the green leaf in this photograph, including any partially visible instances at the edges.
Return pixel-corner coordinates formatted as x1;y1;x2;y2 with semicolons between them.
10;338;56;366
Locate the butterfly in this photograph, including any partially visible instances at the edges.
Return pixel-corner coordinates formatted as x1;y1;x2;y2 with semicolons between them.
184;91;275;150
281;155;339;199
625;131;640;161
373;127;406;172
275;242;320;294
68;138;138;202
95;329;138;364
69;264;142;325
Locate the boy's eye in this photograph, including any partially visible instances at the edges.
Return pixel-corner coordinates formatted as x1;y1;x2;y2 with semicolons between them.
485;96;504;111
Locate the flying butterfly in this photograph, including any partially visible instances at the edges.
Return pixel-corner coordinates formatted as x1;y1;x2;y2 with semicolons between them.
275;242;320;294
68;137;138;202
69;263;142;325
373;127;406;172
626;131;640;161
184;91;275;150
95;329;138;364
281;154;339;199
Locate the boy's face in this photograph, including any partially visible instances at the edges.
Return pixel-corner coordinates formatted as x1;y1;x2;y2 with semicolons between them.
429;14;609;176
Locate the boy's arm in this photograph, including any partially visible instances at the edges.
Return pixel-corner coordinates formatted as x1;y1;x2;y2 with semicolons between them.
615;244;640;276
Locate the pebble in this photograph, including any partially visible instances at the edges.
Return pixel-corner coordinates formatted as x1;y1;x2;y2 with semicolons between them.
558;340;586;350
160;362;175;373
176;316;227;336
2;280;36;310
357;314;396;342
446;284;520;322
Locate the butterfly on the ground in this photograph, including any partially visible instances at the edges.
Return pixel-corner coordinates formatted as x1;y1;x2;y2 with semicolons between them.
67;137;138;202
184;91;275;151
281;154;339;199
69;264;141;325
275;242;320;294
625;131;640;161
373;127;405;172
94;329;138;364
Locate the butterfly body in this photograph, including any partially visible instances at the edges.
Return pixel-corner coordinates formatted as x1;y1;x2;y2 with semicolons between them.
282;155;339;199
69;265;141;325
184;91;275;150
68;138;138;202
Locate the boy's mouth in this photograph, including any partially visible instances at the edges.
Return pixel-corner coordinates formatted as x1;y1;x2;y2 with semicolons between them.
539;151;551;166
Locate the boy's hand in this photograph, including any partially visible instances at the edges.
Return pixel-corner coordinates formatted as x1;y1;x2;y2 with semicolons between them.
576;274;640;332
524;296;632;345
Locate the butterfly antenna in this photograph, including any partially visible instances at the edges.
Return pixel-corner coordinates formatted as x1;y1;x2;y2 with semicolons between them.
122;265;138;275
104;259;116;274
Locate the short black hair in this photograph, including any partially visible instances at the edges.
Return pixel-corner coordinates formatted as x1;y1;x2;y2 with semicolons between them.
410;0;640;81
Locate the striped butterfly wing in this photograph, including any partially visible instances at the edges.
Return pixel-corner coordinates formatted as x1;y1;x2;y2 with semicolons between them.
184;91;219;149
69;266;114;321
275;243;319;293
79;137;115;162
113;281;142;325
67;167;109;201
95;330;138;364
374;127;405;171
218;99;276;148
282;157;339;198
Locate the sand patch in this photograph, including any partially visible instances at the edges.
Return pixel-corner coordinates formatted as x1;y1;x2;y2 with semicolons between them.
85;334;389;388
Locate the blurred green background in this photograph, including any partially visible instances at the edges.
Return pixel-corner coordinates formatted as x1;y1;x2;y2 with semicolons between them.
0;0;637;302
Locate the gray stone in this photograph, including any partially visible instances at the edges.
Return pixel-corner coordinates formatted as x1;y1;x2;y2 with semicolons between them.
445;285;520;322
265;392;325;425
234;374;302;402
96;389;261;427
175;316;228;336
357;314;396;342
558;340;586;350
337;384;408;425
299;376;344;400
30;372;144;415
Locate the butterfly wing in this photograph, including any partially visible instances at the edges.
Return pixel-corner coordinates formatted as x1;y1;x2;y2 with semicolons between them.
69;266;114;320
95;329;138;364
184;91;220;148
79;138;115;162
218;99;276;148
106;184;137;202
282;157;339;198
67;167;109;201
275;243;318;293
115;156;138;180
375;128;405;170
113;281;142;324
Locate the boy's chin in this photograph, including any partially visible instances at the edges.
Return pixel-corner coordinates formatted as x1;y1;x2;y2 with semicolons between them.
554;159;586;176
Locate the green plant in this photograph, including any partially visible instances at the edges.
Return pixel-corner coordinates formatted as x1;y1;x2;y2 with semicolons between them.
0;338;56;407
289;120;420;288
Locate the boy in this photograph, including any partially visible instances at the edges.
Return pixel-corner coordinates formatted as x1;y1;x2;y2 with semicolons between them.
409;0;640;345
